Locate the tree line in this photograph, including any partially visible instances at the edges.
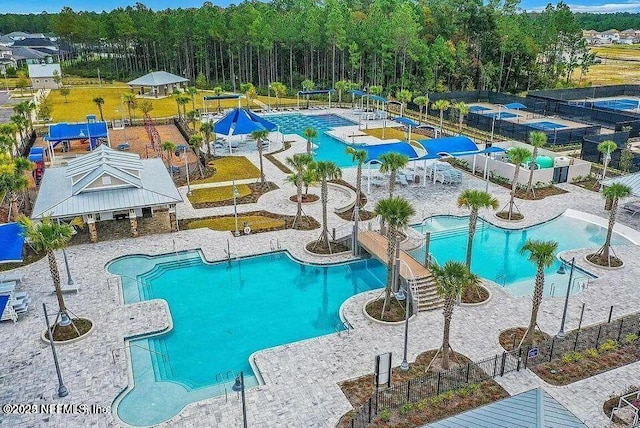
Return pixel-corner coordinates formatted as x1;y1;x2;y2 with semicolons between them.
0;1;617;94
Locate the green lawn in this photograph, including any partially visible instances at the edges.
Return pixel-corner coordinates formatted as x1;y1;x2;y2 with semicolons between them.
187;184;251;205
195;156;260;184
188;215;284;232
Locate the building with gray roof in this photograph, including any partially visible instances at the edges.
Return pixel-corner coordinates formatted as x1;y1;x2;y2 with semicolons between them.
32;145;183;242
127;71;188;97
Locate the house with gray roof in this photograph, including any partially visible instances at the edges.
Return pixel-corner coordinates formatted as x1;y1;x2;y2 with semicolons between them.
31;145;183;242
28;63;61;89
424;388;587;427
127;71;188;97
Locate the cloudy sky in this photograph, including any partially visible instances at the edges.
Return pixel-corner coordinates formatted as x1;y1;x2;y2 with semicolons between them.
5;0;640;14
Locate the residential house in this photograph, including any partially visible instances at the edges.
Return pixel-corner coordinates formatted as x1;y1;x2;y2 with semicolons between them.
27;63;61;89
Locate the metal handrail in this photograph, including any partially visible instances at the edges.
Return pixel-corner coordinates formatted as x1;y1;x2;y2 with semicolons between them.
335;320;352;337
495;274;507;287
398;259;421;310
112;343;173;378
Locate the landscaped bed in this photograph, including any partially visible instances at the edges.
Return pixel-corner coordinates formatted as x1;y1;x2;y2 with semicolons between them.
181;210;319;234
365;297;410;323
305;240;350;254
531;337;640;386
44;318;93;342
192;156;260;184
187;182;278;208
289;194;319;203
460;284;490;304
499;327;550;352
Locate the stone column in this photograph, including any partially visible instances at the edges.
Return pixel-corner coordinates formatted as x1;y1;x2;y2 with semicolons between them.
169;204;178;232
87;214;98;243
129;209;139;238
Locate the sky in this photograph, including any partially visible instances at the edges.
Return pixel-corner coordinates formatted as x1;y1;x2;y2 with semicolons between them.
5;0;640;14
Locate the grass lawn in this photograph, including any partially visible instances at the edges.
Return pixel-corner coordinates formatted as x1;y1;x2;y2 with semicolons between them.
364;126;406;140
194;156;260;184
573;46;640;85
188;215;284;231
187;184;251;204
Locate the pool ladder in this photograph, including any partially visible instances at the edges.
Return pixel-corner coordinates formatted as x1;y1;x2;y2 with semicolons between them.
111;343;174;376
335;320;352;337
495;274;507;287
214;370;237;403
270;239;282;250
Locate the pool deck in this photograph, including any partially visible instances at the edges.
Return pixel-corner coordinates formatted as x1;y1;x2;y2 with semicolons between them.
2;108;640;427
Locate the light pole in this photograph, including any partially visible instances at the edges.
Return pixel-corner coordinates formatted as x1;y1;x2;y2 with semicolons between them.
267;83;271;111
490;104;502;142
1;68;8;91
183;147;192;196
232;371;248;428
233;180;240;237
400;281;411;371
62;249;73;286
43;303;69;397
556;257;575;339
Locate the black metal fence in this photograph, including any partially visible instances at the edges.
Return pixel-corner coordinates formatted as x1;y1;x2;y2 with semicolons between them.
343;308;640;428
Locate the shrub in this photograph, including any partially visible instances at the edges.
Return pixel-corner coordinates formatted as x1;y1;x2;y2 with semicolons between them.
400;403;413;415
562;351;583;364
598;339;618;353
414;399;428;411
430;395;445;406
379;408;391;422
584;348;599;359
624;334;639;345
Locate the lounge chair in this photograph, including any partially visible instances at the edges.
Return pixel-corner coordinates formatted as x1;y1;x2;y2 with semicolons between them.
0;295;17;323
397;174;409;186
0;273;24;284
0;282;17;295
623;201;640;216
370;175;385;187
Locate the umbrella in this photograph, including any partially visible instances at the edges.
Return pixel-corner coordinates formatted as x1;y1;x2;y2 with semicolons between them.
504;102;527;110
214;108;277;135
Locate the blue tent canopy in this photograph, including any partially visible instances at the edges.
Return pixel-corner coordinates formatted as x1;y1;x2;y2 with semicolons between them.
28;147;45;162
369;95;387;103
364;142;419;163
418;136;505;158
0;223;25;264
297;89;336;96
349;90;367;97
504;102;527;110
214;108;277;135
394;117;419;127
47;122;108;148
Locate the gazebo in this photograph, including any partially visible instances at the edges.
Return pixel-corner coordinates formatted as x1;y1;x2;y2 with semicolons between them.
127;71;189;97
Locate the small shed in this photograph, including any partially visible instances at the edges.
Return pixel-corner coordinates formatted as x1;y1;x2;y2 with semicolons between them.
27;63;61;89
127;71;188;97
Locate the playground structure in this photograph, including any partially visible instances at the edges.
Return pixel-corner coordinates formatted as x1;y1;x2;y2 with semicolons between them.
144;113;162;155
44;115;110;160
27;147;45;186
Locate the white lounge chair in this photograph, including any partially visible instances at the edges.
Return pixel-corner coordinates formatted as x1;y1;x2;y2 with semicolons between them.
0;273;24;284
623;201;640;216
0;282;17;294
397;174;409;186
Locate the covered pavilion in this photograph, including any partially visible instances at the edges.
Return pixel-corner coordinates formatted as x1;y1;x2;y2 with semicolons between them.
127;71;188;97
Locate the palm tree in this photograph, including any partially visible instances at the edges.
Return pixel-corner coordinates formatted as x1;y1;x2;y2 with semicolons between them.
187;86;198;110
162;141;177;171
122;93;137;122
213;86;223;112
379;152;409;197
10;114;27;144
286;153;313;226
251;129;270;186
432;99;451;133
200;121;214;157
597;140;617;189
271;82;287;109
457;189;498;269
313;161;342;251
93;96;105;121
526;131;547;196
14;101;35;132
454;102;469;132
335;80;348;107
589;183;632;266
189;134;203;158
413;95;429;124
505;146;532;220
396;89;412;117
177;95;190;119
374;197;415;318
0;124;18;159
303;127;318;155
432;261;480;369
186;110;199;131
346;147;367;222
302;164;316;195
18;216;82;328
0;156;33;220
139;100;154;116
519;239;558;346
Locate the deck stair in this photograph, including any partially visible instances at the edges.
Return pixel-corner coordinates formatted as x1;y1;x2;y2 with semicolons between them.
358;231;443;312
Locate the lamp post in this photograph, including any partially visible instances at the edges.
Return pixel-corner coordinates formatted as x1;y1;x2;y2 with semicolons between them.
267;83;271;111
400;281;411;371
490;104;502;143
62;249;73;286
183;147;192;196
232;371;248;428
556;257;575;339
43;303;69;397
233;180;240;237
1;68;8;91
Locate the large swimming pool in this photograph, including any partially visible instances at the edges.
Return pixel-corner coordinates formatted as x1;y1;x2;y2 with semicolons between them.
410;214;633;297
267;113;358;166
108;251;385;426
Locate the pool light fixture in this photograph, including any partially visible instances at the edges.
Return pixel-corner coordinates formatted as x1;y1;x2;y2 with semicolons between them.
232;372;248;428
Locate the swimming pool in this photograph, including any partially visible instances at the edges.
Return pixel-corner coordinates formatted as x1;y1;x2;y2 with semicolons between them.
592;99;640;111
410;214;633;297
469;106;491;113
108;251;385;426
528;121;568;130
484;111;519;119
266;113;358;166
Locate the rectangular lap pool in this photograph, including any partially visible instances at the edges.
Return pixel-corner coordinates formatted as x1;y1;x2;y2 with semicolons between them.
484;111;519;119
528;121;568;130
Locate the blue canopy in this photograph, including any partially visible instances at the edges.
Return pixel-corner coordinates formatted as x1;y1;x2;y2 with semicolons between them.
394;117;419;127
28;147;45;162
349;90;367;97
418;136;505;158
297;89;336;96
214;108;277;136
0;295;8;320
369;95;387;103
48;122;108;142
0;223;25;264
364;142;419;163
504;102;527;110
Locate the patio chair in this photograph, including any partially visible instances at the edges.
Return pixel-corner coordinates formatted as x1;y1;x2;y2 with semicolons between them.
397;174;409;186
623;201;640;216
370;175;385;187
0;273;24;284
0;282;17;295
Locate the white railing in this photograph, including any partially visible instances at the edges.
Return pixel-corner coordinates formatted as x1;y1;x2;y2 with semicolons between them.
398;259;420;311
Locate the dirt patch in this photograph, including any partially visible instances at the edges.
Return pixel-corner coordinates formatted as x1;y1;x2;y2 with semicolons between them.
190;182;278;208
305;240;349;254
461;284;489;304
289;194;319;203
499;327;550;351
45;318;93;341
495;211;524;221
514;186;568;200
586;253;624;268
365;297;411;323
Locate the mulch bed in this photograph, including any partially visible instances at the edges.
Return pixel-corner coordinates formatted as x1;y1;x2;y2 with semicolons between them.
495;211;524;221
180;210;319;234
586;253;624;268
305;240;349;254
603;385;640;424
499;327;550;352
365;297;411;323
190;182;278;209
460;284;489;304
514;186;568;200
289;194;320;203
532;342;640;386
45;318;93;341
572;179;600;193
264;141;293;173
337;350;509;428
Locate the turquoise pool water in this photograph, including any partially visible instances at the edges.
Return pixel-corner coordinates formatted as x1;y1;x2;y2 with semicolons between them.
267;113;358;166
108;251;385;426
410;214;633;297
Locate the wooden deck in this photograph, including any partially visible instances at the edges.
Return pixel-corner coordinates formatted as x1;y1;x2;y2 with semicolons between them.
358;231;430;279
